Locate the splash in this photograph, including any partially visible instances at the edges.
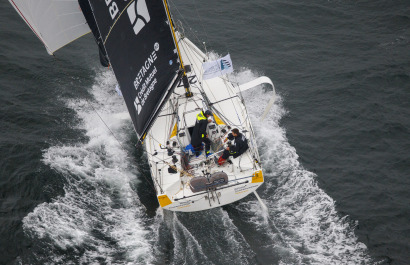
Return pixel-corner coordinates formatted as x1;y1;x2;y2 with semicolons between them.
235;69;373;264
22;70;154;264
150;208;257;265
22;65;374;264
144;67;372;265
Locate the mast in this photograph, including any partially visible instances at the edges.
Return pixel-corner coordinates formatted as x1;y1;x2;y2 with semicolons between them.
163;0;193;98
82;0;182;141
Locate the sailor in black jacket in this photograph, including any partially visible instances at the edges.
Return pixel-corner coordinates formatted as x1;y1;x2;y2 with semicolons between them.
191;110;212;157
218;128;249;165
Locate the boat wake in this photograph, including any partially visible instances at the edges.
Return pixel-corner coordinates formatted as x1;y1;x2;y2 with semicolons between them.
234;69;372;264
150;208;258;265
22;68;372;264
146;69;373;264
22;71;154;264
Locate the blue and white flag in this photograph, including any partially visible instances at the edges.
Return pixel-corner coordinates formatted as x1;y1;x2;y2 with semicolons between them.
202;54;233;80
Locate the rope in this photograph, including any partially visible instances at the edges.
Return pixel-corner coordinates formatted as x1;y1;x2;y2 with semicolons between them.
144;134;195;178
191;0;210;48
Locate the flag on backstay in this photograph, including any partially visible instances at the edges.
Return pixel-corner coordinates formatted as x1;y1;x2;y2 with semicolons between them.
202;54;233;80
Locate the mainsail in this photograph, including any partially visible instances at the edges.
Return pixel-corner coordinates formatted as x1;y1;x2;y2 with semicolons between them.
9;0;90;55
10;0;182;140
83;0;181;139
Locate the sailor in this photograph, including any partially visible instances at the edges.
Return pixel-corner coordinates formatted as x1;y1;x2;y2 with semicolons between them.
218;128;249;165
191;110;213;157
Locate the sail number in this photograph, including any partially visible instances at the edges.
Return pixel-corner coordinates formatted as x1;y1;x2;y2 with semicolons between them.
177;75;197;87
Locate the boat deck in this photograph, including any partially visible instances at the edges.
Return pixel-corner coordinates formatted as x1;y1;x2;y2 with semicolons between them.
144;36;263;211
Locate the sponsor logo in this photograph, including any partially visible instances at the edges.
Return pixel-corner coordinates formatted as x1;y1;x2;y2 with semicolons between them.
133;50;157;90
169;200;193;210
105;0;119;20
134;97;142;115
202;54;233;80
127;0;150;35
234;184;258;194
133;43;160;115
220;59;231;70
177;75;197;87
234;185;248;194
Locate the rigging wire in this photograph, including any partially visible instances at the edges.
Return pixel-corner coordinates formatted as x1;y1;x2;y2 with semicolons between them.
169;0;210;53
52;55;158;193
177;15;262;161
177;27;263;169
53;5;263;200
168;2;199;43
191;0;210;48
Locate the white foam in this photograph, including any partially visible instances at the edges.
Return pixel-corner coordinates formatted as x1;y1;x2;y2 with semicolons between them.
233;69;372;264
22;64;372;264
149;208;256;265
23;70;153;264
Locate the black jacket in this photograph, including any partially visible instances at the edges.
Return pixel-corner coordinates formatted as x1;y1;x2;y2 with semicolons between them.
191;111;208;147
227;132;249;158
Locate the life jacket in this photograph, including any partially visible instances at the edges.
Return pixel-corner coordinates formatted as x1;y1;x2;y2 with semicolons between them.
196;111;207;138
191;111;208;146
230;133;248;157
197;111;206;121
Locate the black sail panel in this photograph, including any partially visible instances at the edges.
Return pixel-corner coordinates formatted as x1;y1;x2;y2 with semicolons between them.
78;0;110;66
86;0;180;136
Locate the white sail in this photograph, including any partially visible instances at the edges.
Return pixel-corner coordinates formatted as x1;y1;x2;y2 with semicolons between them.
9;0;90;54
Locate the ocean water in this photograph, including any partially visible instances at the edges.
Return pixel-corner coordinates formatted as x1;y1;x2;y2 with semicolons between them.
1;0;409;264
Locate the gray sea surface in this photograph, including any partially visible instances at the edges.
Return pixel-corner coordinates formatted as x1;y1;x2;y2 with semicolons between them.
0;0;409;264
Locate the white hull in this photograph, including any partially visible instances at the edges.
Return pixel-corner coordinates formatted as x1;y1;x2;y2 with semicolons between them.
145;35;264;212
8;0;266;213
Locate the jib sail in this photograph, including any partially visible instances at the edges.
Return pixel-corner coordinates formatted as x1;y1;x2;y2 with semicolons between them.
9;0;90;55
83;0;181;139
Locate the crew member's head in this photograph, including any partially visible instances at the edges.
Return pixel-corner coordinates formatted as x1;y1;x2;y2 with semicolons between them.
231;128;240;137
204;110;212;118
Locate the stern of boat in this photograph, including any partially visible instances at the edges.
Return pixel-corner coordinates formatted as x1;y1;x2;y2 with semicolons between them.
158;169;264;212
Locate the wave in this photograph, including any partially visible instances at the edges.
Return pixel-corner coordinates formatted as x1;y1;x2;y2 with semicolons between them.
22;67;373;264
22;70;154;264
235;68;372;264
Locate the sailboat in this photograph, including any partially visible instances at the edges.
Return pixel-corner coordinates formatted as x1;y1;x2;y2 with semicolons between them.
9;0;276;212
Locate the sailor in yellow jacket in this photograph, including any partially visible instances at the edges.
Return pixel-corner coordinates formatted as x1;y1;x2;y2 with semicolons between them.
191;110;212;157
